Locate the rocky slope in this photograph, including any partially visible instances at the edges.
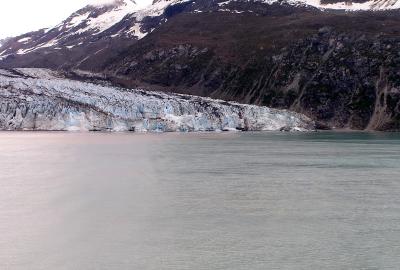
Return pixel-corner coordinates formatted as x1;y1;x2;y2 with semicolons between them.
0;69;314;132
103;9;400;130
1;0;400;130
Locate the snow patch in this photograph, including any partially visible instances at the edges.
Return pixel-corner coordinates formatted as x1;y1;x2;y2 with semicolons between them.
218;0;232;6
128;23;147;39
68;12;91;28
16;39;60;55
76;1;139;34
17;37;32;43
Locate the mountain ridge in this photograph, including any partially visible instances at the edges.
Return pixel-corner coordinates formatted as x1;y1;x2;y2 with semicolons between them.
2;0;400;65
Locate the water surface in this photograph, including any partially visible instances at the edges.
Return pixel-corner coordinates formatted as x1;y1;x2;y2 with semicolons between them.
1;132;400;269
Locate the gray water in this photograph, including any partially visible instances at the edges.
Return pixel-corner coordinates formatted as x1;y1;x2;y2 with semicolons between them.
1;132;400;270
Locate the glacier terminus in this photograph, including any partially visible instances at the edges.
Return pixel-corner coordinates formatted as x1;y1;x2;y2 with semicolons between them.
0;69;314;132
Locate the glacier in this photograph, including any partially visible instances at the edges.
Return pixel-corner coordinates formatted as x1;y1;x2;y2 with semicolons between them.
0;68;315;132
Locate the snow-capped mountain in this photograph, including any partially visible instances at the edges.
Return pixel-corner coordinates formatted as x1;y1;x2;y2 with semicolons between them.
0;0;189;68
0;0;140;61
0;0;188;55
1;0;399;67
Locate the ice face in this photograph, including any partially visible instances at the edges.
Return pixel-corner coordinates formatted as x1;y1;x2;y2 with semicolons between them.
0;69;315;132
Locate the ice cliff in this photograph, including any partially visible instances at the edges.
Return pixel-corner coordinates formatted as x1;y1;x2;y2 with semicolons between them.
0;69;314;132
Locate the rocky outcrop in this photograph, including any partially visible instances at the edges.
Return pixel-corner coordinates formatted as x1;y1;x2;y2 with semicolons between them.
0;69;314;132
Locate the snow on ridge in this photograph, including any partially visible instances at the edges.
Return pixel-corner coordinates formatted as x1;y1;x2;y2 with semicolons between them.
2;1;144;56
219;0;400;11
291;0;400;11
0;68;314;132
134;0;185;20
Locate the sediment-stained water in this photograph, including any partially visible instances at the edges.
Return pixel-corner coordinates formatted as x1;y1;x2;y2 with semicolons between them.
1;132;400;269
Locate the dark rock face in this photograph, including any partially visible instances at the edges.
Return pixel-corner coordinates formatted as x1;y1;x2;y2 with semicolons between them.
265;31;400;131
